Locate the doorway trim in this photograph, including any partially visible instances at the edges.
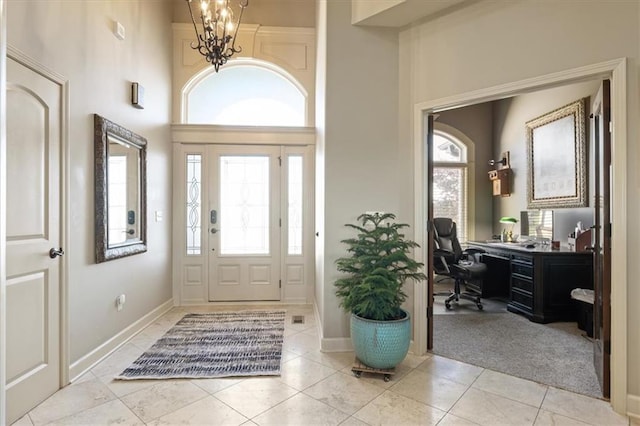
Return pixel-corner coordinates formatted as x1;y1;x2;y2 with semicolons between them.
171;125;316;306
412;58;627;412
1;0;7;419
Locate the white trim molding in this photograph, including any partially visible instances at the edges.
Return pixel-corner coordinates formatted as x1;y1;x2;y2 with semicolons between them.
320;337;353;352
69;299;174;381
627;394;640;422
171;124;316;146
0;1;7;420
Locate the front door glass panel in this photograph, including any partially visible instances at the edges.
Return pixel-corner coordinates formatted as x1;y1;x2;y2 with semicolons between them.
219;155;270;255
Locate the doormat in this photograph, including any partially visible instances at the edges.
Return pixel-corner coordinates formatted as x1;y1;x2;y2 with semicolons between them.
116;310;286;380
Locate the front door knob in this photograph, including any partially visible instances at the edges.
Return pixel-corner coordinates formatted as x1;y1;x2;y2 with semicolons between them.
49;247;64;258
211;228;218;234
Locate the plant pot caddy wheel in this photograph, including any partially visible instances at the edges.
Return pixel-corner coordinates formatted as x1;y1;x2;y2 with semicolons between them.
351;358;395;382
335;213;426;381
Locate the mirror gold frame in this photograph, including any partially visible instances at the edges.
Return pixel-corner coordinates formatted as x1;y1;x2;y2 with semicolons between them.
526;98;587;209
94;114;147;263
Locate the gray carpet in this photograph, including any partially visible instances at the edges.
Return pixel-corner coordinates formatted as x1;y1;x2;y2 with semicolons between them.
116;310;285;380
433;312;602;399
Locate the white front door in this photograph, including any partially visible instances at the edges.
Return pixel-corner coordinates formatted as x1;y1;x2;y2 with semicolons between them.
208;145;281;301
5;55;64;422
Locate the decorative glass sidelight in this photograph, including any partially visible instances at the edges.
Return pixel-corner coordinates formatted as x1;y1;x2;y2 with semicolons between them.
220;156;270;255
288;155;303;255
186;154;202;255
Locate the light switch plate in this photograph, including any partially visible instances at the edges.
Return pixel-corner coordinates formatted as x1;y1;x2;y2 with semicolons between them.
113;21;125;40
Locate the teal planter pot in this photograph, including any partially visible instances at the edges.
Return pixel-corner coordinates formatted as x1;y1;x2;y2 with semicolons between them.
350;309;411;369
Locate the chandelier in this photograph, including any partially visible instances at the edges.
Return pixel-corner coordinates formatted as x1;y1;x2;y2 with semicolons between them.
186;0;249;72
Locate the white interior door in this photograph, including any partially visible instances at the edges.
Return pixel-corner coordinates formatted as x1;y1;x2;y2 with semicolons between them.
208;145;281;301
5;55;63;423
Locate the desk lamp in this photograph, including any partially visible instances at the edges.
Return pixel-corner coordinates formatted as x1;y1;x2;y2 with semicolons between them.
499;216;518;242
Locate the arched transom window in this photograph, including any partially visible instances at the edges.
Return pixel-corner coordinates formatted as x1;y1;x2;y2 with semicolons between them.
184;64;307;126
433;132;469;242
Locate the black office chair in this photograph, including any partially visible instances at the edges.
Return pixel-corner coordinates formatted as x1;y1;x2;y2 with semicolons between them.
433;217;487;310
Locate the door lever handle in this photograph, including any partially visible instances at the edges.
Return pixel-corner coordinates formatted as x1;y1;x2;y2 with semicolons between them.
49;247;65;258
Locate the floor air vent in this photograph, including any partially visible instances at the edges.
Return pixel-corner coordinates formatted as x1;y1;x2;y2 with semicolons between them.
291;315;305;324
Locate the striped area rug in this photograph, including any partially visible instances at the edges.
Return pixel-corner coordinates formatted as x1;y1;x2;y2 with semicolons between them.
116;310;286;380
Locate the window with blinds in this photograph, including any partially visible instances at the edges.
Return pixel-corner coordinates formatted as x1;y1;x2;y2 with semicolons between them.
433;133;469;242
520;209;554;240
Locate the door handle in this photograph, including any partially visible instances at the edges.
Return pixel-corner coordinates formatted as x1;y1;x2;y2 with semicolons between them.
211;228;218;234
49;247;65;258
126;229;135;235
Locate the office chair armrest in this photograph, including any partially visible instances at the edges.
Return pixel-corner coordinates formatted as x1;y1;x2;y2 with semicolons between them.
434;248;455;257
461;247;485;263
462;247;485;255
433;249;453;274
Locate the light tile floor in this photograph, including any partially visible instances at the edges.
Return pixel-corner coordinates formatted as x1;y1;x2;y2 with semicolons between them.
14;304;635;426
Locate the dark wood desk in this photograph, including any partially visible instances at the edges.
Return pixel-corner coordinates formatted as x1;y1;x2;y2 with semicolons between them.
468;241;593;323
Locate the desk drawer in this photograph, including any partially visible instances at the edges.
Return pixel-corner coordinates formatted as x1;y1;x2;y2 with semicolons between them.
512;254;533;265
511;288;533;310
512;276;533;294
512;262;533;278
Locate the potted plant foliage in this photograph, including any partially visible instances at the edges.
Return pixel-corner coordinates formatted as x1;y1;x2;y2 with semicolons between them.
335;212;427;369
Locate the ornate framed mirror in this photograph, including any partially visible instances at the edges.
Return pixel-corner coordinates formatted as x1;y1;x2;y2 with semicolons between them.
525;99;587;209
94;114;147;263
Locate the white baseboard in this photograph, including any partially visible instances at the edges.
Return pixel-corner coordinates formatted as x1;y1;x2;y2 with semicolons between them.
321;337;352;352
627;394;640;420
283;297;308;304
409;339;419;355
68;299;174;381
321;337;419;357
312;302;322;338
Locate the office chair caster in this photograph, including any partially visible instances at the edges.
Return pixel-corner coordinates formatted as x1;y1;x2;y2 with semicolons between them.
445;301;452;310
477;303;483;310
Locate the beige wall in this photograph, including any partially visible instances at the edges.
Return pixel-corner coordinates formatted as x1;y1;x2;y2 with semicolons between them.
6;1;173;365
437;103;494;240
400;0;640;414
320;0;410;342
